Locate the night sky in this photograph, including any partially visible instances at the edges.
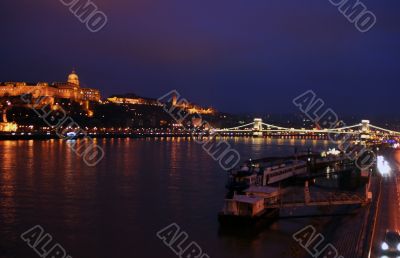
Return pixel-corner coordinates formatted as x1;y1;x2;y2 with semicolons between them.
1;0;399;115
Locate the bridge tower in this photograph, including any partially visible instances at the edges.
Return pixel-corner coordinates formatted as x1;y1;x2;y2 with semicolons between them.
361;120;370;133
360;120;371;143
253;118;263;137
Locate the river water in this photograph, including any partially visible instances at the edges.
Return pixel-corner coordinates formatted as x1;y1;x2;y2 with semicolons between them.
0;137;334;258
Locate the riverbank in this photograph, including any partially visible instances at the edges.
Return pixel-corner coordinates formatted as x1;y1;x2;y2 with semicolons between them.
0;132;196;140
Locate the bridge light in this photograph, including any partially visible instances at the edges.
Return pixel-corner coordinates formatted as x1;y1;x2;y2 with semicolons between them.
381;242;389;250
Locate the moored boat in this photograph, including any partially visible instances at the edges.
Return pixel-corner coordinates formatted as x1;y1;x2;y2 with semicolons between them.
226;159;308;193
218;186;281;226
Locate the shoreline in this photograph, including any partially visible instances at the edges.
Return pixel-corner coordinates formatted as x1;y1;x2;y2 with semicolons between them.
0;132;332;141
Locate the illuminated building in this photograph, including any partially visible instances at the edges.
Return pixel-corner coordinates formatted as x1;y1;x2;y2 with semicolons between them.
186;106;215;115
172;100;215;115
107;96;162;106
0;122;18;132
0;70;101;102
108;94;215;115
167;92;215;115
171;92;178;106
0;112;17;132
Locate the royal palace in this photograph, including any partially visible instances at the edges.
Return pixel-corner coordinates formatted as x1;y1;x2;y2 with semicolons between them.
0;70;101;102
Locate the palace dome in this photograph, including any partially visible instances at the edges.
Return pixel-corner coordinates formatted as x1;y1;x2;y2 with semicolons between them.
67;70;80;86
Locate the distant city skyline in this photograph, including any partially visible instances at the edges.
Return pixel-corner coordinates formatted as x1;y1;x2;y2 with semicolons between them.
1;0;400;115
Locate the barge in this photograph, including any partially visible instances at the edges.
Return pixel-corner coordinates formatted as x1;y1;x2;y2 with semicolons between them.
219;151;348;225
218;186;281;226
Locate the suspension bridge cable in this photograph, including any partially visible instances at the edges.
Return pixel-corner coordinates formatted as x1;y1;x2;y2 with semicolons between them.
369;124;400;135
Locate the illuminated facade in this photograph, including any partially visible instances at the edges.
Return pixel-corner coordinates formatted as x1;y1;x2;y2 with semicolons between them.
186;106;215;115
107;96;162;106
168;92;215;115
107;95;215;115
0;70;101;102
173;101;215;115
0;122;18;132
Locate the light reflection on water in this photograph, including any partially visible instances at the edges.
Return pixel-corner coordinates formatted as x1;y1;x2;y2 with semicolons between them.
0;138;333;258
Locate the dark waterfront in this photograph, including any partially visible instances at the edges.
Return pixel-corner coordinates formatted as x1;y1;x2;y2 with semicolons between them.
0;138;341;258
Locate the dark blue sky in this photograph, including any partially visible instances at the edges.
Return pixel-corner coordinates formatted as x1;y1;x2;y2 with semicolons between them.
1;0;399;115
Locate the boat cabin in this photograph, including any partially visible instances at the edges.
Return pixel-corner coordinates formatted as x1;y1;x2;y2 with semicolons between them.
222;195;265;217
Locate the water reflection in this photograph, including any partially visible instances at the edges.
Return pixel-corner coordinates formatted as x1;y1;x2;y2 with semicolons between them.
0;138;335;258
1;141;17;226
